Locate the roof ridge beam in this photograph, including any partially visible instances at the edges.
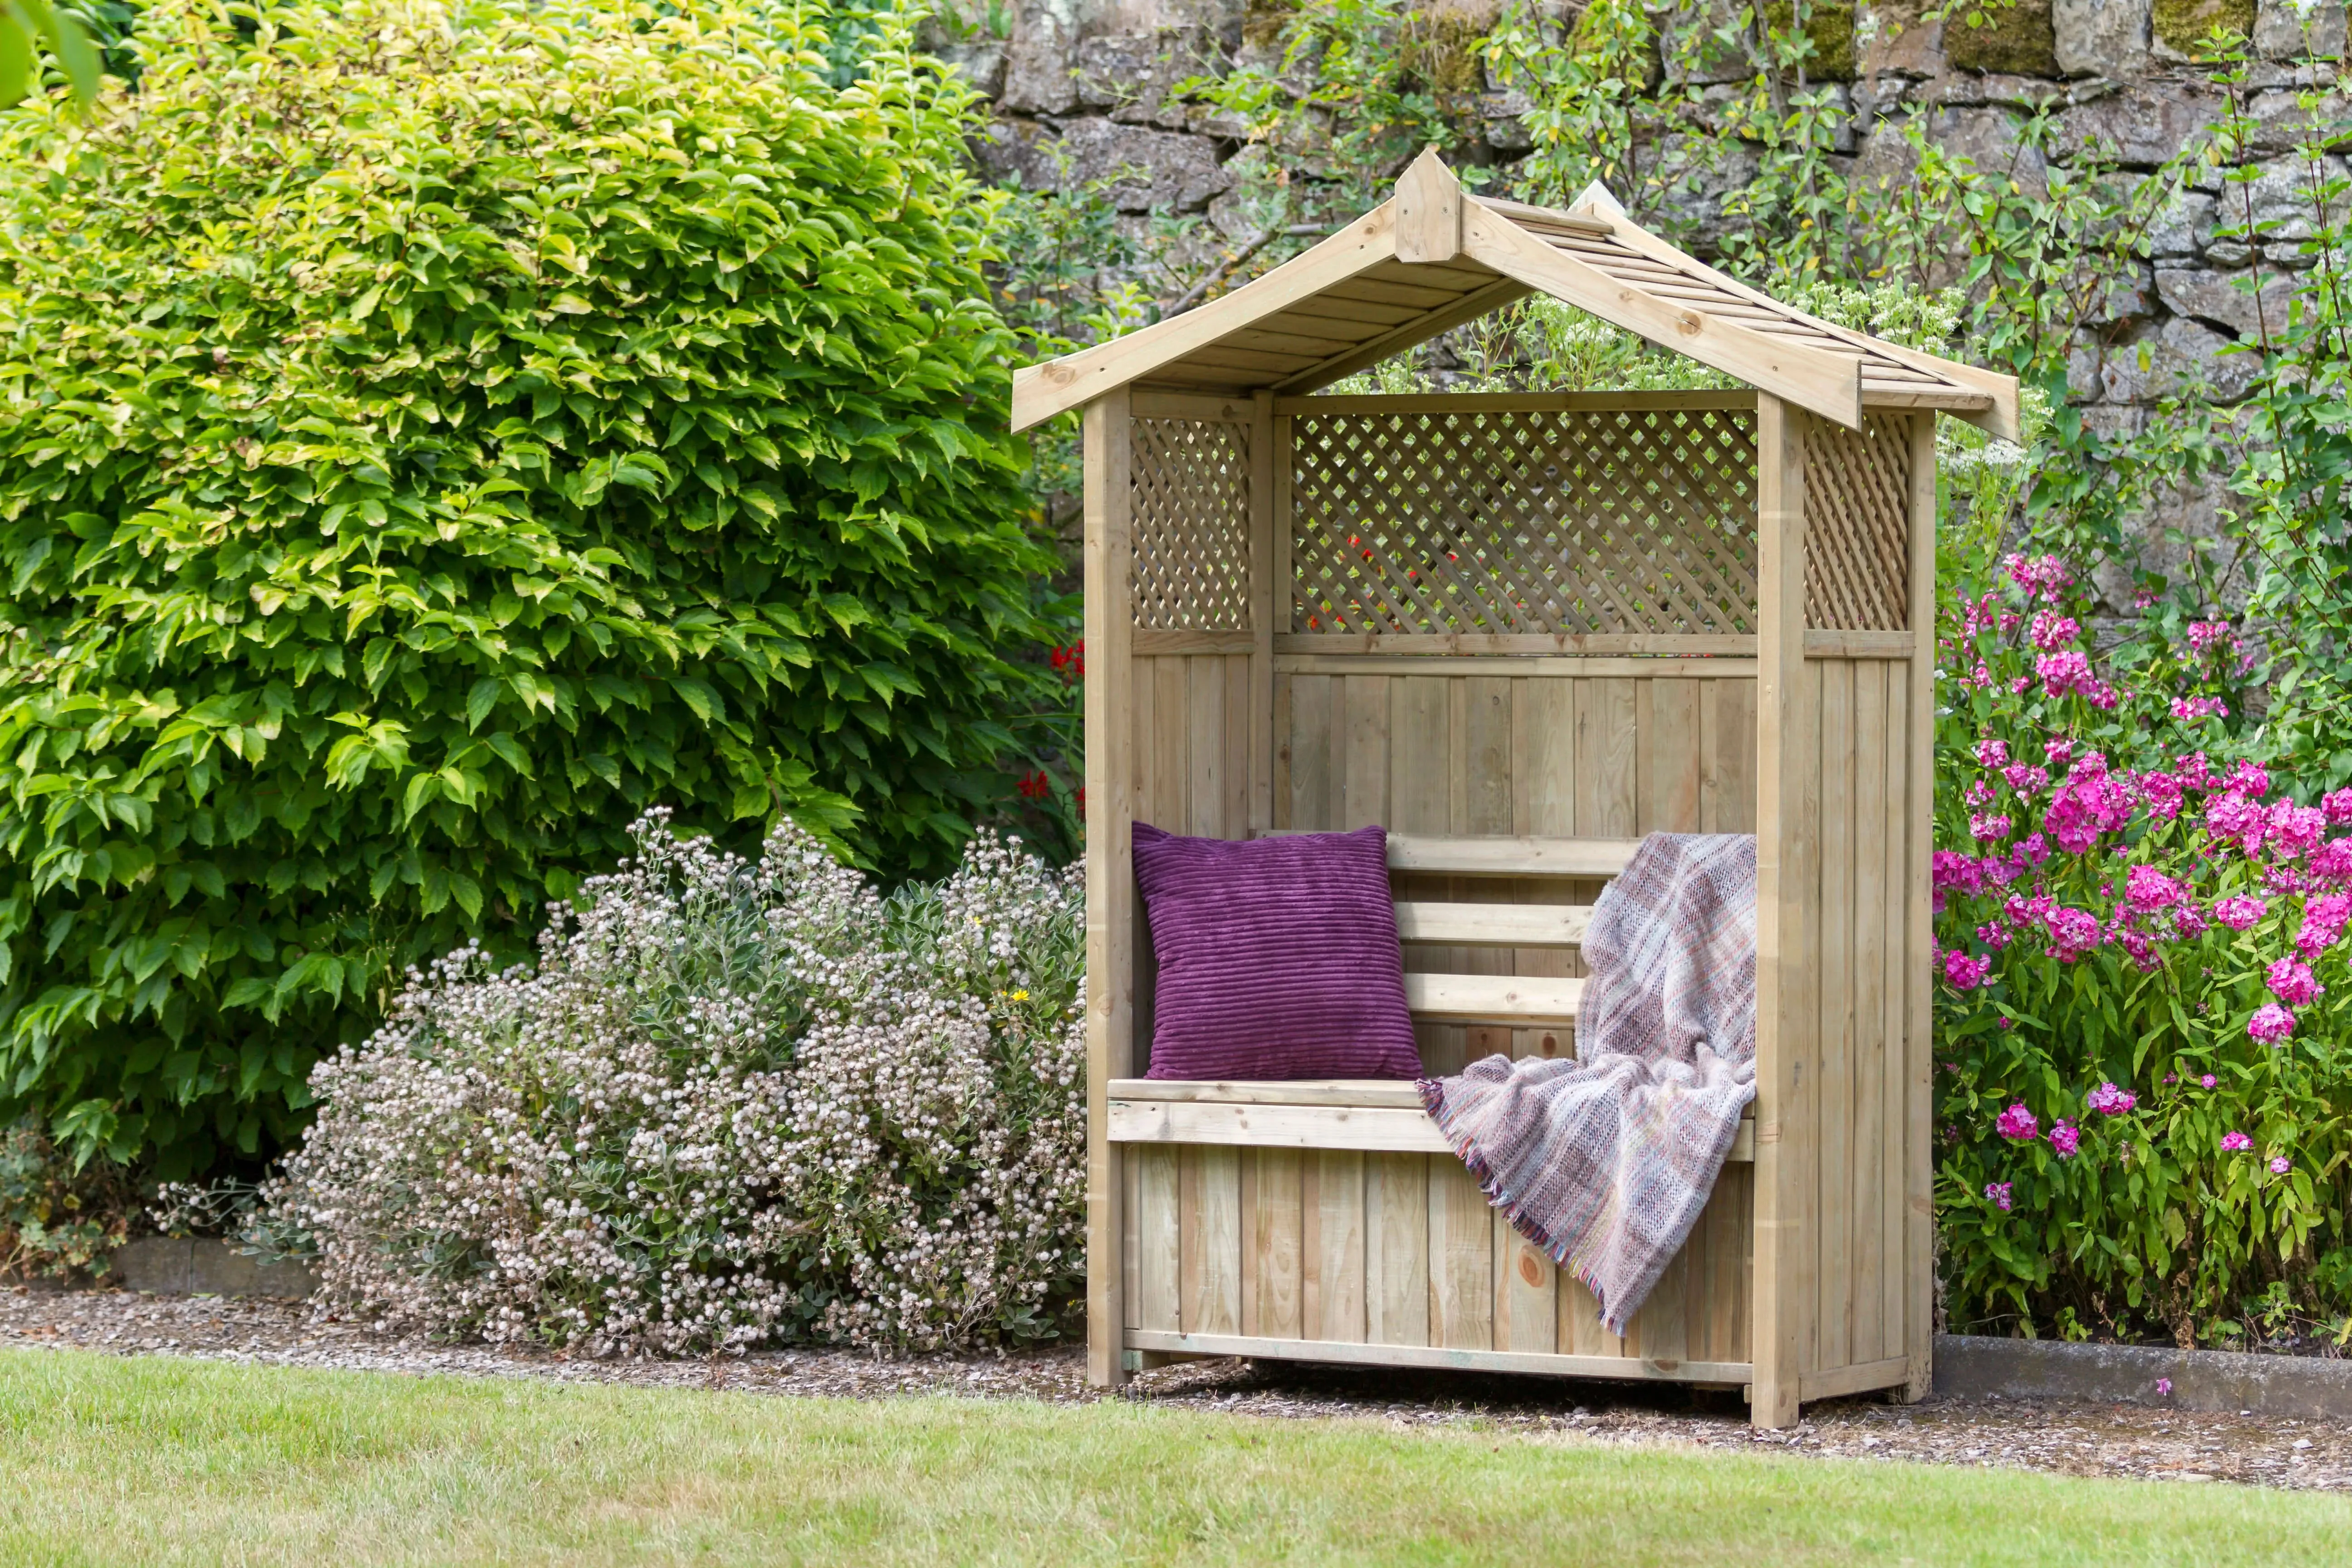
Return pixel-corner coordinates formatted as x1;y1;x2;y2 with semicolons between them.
1460;203;1864;430
1010;201;1402;432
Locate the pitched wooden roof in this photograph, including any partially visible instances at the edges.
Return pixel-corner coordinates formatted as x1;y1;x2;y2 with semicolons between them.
1012;151;2019;441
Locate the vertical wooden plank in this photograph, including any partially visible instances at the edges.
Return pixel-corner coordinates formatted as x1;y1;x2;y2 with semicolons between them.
1712;679;1758;833
1179;1144;1242;1337
1392;678;1452;830
1882;670;1912;1365
1577;678;1638;837
1249;1149;1304;1341
1274;411;1294;640
1465;676;1513;834
1517;677;1576;837
1154;658;1189;836
1272;673;1295;832
1751;393;1813;1428
1343;674;1389;829
1558;1271;1626;1359
1132;1145;1180;1333
1304;1150;1367;1343
1287;674;1331;832
1082;390;1135;1388
1629;1240;1690;1367
1702;1165;1755;1363
1249;393;1277;836
1904;413;1939;1399
1224;654;1252;838
1514;676;1578;1065
1131;657;1160;836
1188;657;1225;837
1648;679;1703;833
1428;1161;1495;1351
1394;676;1459;1072
1494;1220;1558;1354
1815;657;1856;1376
1850;662;1891;1367
1123;1147;1141;1330
1365;1153;1431;1347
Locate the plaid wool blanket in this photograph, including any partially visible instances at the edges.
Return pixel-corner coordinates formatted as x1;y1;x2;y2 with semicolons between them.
1418;833;1758;1335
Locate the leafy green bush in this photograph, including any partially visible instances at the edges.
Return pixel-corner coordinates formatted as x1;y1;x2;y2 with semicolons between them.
0;0;1051;1174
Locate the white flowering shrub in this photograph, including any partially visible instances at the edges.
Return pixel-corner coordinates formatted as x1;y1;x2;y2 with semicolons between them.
265;812;1085;1355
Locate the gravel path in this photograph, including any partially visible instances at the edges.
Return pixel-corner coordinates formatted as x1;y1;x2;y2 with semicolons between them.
6;1284;2349;1491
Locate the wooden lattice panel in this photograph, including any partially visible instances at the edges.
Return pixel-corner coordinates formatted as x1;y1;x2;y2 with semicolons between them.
1132;419;1251;631
1290;405;1758;636
1803;415;1912;632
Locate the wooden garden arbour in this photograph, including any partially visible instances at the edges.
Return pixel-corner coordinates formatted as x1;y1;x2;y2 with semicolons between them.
1014;152;2019;1429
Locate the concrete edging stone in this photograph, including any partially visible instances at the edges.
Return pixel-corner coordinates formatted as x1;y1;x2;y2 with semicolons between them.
108;1236;316;1299
1933;1332;2352;1419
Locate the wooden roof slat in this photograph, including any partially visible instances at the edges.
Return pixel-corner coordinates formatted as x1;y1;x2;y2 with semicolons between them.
1271;297;1430;329
1322;277;1483;311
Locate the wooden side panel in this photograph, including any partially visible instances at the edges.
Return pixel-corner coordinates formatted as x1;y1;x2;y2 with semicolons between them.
1800;653;1913;1392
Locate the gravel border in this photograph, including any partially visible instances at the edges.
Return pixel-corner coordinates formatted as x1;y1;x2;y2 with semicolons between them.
6;1284;2351;1490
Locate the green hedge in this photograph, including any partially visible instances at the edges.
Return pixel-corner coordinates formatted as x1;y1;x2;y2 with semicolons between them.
0;0;1051;1173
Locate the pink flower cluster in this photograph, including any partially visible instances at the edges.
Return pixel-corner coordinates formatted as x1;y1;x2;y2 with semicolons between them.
1940;949;1992;990
2035;649;2119;708
2086;1082;2137;1116
2047;1118;2081;1158
1983;1181;2013;1212
1995;1103;2039;1142
2249;1002;2297;1045
2005;553;2073;604
2171;696;2229;721
2221;1131;2253;1152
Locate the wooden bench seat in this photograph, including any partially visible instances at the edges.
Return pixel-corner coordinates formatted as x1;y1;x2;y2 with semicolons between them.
1107;1078;1757;1162
1117;832;1760;1161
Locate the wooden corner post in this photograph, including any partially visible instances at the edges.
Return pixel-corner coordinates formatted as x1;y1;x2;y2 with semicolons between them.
1083;388;1137;1388
1751;393;1814;1431
1903;412;1939;1401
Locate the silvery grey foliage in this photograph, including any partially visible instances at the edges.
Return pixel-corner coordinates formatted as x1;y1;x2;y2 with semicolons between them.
265;812;1085;1355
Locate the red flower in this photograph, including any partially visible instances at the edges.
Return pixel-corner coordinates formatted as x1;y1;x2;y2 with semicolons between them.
1016;771;1051;799
1049;641;1085;679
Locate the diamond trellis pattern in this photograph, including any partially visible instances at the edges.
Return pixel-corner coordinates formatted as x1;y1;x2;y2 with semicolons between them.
1131;418;1252;631
1803;415;1911;632
1289;406;1759;636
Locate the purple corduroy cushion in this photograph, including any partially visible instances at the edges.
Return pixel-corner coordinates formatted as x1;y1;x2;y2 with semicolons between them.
1133;823;1422;1081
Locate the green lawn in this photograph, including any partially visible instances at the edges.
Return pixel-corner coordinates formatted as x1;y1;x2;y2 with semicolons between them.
0;1349;2339;1566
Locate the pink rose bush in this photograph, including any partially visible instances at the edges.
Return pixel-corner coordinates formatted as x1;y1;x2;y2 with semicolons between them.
1935;554;2350;1344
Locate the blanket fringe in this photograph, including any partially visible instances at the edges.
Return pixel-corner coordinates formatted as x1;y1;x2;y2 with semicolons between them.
1416;1078;1630;1336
